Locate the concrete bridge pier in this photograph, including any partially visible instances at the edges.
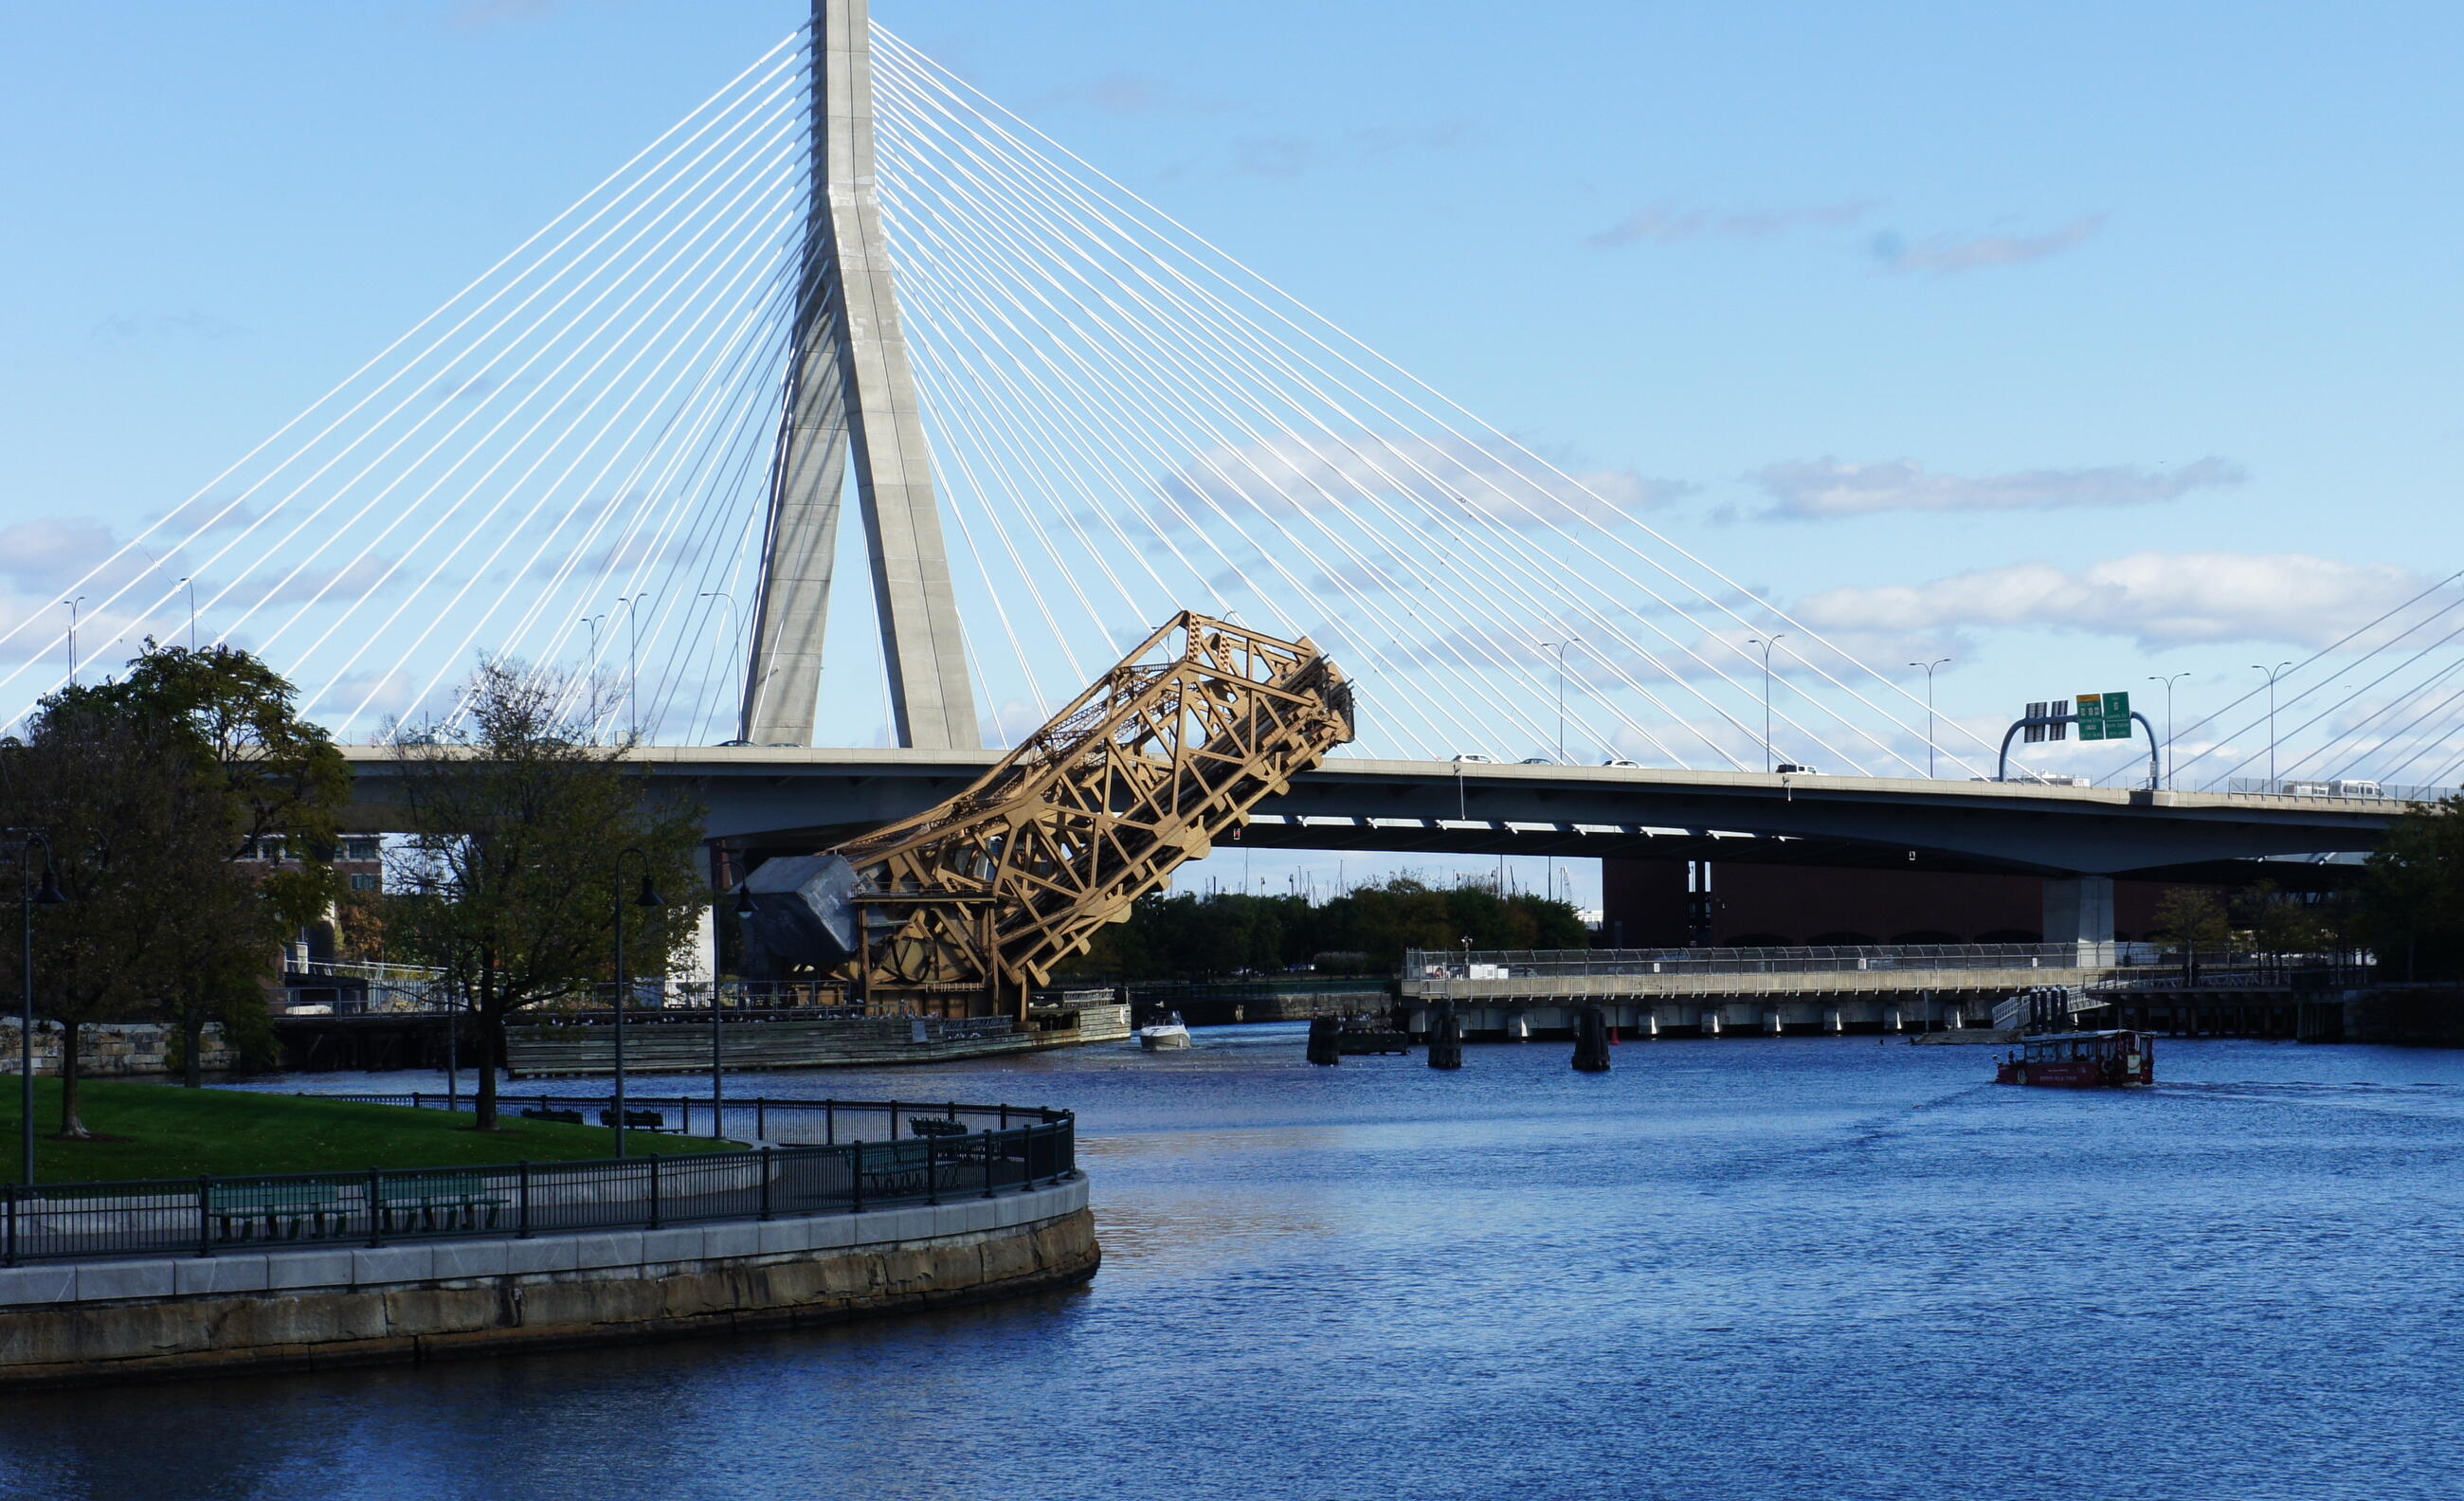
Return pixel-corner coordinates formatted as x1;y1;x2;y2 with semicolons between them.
1824;1009;1842;1034
2043;876;2117;960
1762;1011;1783;1035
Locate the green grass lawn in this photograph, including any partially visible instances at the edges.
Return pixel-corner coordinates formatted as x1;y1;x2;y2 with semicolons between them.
0;1078;739;1184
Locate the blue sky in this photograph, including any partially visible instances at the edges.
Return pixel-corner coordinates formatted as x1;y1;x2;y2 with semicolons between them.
6;1;2460;905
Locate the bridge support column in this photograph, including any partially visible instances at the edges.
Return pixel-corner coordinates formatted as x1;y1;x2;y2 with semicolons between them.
742;0;980;750
2042;876;2117;964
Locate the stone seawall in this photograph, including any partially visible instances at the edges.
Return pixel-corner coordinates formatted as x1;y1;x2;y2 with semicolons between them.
0;1180;1096;1386
0;1020;235;1078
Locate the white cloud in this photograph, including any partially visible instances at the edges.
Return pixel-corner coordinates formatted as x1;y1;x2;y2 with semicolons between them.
1156;430;1685;534
0;518;118;590
1752;455;2245;519
1586;199;1875;250
1871;215;2104;276
1795;552;2428;650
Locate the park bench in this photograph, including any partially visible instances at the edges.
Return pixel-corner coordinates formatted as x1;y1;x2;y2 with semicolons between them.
208;1182;348;1242
907;1116;988;1161
372;1171;510;1233
598;1108;669;1131
855;1139;937;1199
519;1106;585;1125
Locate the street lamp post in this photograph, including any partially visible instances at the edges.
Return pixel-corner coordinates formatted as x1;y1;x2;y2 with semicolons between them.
1908;659;1949;778
618;594;652;742
1747;635;1786;771
2148;672;2190;789
178;577;197;652
610;848;668;1159
11;832;65;1186
62;598;84;683
2252;661;2293;788
698;590;743;738
1541;638;1580;761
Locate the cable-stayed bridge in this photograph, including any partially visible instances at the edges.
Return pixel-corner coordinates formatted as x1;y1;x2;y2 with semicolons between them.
7;1;2438;937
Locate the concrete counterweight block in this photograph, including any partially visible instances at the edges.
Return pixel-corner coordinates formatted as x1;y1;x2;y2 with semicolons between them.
1426;1004;1463;1071
1571;1006;1612;1074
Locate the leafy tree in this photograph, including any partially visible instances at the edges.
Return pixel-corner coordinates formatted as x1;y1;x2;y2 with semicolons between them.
2236;880;2328;959
2355;794;2464;981
1063;877;1589;978
0;697;245;1138
107;645;349;1084
2151;886;2232;955
383;661;705;1130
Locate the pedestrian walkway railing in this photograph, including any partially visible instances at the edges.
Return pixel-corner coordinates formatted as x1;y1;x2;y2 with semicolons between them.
0;1097;1074;1267
1410;943;2165;981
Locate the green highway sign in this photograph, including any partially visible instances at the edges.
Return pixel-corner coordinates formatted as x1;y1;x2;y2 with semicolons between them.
2074;690;2130;741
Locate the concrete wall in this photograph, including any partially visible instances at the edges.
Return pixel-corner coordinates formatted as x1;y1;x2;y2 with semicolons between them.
0;1179;1094;1386
0;1021;234;1078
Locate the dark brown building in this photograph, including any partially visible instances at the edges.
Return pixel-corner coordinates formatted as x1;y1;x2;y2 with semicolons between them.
1601;859;2209;949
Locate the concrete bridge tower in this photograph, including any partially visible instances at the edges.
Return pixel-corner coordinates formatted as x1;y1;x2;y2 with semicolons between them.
741;0;980;750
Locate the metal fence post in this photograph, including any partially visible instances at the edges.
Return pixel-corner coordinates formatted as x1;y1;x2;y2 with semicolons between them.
196;1176;213;1258
926;1136;939;1205
823;1099;832;1144
3;1183;14;1267
889;1100;900;1138
517;1161;532;1239
647;1155;661;1231
758;1146;773;1221
983;1130;997;1201
850;1141;865;1214
757;1095;769;1141
367;1166;384;1248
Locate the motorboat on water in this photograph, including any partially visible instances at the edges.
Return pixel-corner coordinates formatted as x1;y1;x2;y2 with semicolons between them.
1137;1011;1192;1051
1995;1029;2152;1087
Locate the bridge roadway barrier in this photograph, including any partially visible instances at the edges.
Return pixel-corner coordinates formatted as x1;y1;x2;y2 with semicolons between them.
1398;943;2164;1039
338;749;2407;877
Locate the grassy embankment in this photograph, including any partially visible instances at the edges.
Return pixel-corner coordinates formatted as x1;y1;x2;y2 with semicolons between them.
0;1078;738;1184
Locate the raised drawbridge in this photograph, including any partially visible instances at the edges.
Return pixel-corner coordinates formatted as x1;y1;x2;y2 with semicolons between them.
738;612;1353;1019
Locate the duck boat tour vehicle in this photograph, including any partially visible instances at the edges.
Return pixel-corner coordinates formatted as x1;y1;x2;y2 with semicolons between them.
1137;1012;1192;1051
1995;1029;2152;1088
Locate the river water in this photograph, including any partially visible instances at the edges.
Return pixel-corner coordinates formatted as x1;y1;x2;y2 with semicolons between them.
4;1028;2461;1500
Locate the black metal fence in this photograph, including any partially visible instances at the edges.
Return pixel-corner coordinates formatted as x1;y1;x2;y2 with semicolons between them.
0;1097;1074;1267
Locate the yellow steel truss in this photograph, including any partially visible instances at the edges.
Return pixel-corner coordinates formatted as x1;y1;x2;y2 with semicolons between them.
826;611;1352;1018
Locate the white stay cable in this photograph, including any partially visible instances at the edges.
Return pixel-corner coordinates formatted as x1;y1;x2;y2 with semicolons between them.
0;32;801;706
877;30;1957;771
